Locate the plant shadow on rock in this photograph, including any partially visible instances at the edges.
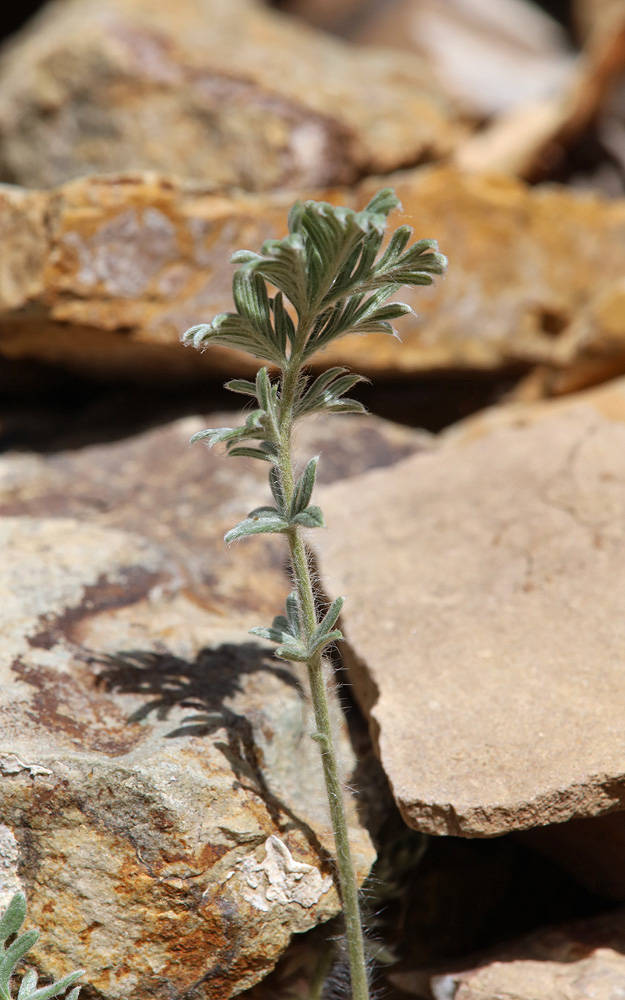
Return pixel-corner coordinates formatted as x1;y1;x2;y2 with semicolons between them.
94;642;336;853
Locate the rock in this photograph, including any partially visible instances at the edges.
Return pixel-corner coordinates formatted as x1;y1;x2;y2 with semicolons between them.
7;168;625;389
351;0;575;119
271;0;372;35
0;409;427;998
0;0;457;191
422;908;625;1000
313;388;625;837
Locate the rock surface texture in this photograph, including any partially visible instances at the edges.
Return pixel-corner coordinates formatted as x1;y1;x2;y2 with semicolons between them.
314;385;625;836
0;411;424;998
425;908;625;1000
5;168;625;388
0;0;456;191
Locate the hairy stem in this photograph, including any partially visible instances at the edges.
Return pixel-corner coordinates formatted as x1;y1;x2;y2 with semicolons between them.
276;354;370;1000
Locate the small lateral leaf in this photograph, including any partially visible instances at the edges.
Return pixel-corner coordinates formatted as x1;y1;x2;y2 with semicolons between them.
275;643;310;663
291;456;319;517
227;447;274;462
225;514;288;543
0;892;25;946
309;629;344;655
224;379;258;397
28;970;83;1000
315;596;345;638
255;367;272;411
326;399;368;415
18;968;38;999
269;466;286;512
249;625;282;643
189;427;236;447
1;932;40;992
290;506;325;528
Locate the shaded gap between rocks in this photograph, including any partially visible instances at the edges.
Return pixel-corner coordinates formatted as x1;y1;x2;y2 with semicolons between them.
0;356;530;453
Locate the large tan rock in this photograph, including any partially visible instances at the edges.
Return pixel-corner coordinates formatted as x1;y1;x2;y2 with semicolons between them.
0;0;456;191
0;410;426;998
6;168;625;389
314;383;625;836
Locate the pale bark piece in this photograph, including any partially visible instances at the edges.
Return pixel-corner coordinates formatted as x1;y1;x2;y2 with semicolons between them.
7;168;625;388
0;410;426;998
351;0;575;118
420;908;625;1000
455;12;625;186
0;0;457;191
314;391;625;836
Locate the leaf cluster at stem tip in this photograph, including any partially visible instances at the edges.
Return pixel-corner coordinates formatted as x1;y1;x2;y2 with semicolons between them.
181;187;446;663
182;187;446;368
0;893;83;1000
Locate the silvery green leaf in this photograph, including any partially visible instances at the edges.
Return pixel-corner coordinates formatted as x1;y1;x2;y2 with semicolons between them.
0;932;39;993
182;314;282;364
0;892;25;946
272;292;296;354
285;591;301;636
227;447;275;463
269;466;286;513
0;893;82;1000
309;596;344;649
189;427;240;447
268;614;291;637
375;225;412;269
249;625;286;644
274;643;310;663
255;367;272;412
362;187;401;220
291;456;319;517
233;270;272;338
67;987;82;1000
294;368;366;417
224;513;288;543
18;968;38;998
290;506;325;528
325;399;368;415
224;378;258;397
230;250;262;265
247;505;280;518
25;970;83;1000
308;629;344;656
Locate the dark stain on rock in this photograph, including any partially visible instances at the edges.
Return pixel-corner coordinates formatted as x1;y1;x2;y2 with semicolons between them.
26;565;164;650
12;658;144;756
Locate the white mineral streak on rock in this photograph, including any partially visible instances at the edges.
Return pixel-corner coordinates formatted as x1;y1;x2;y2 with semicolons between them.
63;207;178;297
237;836;333;912
0;825;22;908
0;753;52;777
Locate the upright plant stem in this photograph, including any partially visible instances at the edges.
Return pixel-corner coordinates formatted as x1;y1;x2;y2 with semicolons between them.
276;355;370;1000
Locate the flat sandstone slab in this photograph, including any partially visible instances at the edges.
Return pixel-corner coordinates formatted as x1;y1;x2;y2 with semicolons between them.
315;384;625;836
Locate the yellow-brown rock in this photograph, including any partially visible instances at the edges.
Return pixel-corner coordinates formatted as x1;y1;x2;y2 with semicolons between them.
0;0;457;191
6;168;625;388
0;408;427;999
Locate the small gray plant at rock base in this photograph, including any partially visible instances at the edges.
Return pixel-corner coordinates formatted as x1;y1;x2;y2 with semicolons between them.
182;188;446;1000
0;893;83;1000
